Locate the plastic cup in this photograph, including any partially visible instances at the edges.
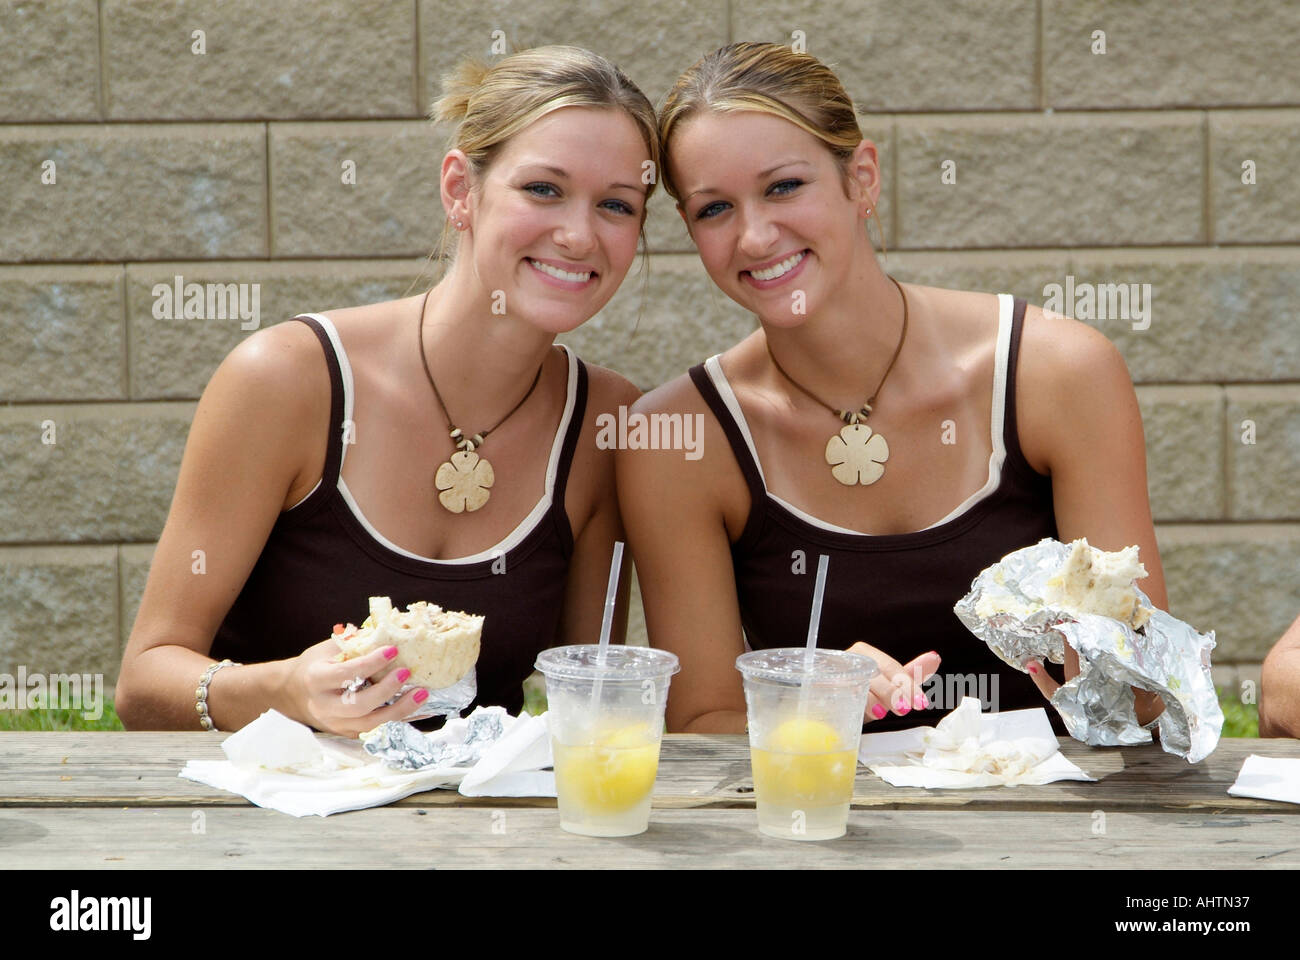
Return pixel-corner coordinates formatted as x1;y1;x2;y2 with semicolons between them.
535;645;680;837
736;648;878;841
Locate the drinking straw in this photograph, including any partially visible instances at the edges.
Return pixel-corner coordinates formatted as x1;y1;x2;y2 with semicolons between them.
804;553;830;669
797;554;830;711
589;541;624;710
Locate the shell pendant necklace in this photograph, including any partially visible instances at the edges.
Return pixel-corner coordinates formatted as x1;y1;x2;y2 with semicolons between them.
417;291;546;513
765;276;909;486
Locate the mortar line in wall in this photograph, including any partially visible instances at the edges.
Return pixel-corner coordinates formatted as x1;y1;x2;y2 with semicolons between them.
119;263;129;399
413;0;422;116
264;122;273;258
1203;110;1214;244
1222;383;1232;522
890;119;899;251
1036;0;1045;111
96;0;108;120
114;543;125;663
10;107;1300;128
5;240;1300;268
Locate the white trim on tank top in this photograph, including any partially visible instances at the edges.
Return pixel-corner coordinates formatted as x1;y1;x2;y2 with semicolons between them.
703;292;1013;536
286;313;579;564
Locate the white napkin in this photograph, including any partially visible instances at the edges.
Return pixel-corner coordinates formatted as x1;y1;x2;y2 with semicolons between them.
1227;754;1300;805
178;707;555;817
858;697;1095;789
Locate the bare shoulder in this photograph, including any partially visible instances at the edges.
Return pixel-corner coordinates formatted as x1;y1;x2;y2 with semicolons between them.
211;317;328;413
631;368;712;418
582;360;642;415
199;318;331;505
1018;302;1130;386
1016;302;1137;474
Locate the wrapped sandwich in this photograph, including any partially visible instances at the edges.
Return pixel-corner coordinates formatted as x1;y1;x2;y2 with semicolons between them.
957;538;1221;762
332;596;483;720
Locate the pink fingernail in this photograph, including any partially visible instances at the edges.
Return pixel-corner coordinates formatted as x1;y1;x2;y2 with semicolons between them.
871;704;887;720
413;689;429;704
1028;662;1039;675
914;693;928;710
395;668;411;683
896;699;910;716
384;646;399;660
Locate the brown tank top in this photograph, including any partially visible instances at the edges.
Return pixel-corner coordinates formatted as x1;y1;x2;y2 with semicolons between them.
688;296;1066;734
211;314;588;719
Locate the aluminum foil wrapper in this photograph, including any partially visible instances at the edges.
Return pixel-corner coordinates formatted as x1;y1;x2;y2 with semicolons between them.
359;706;508;771
954;538;1223;763
345;667;477;722
358;722;461;770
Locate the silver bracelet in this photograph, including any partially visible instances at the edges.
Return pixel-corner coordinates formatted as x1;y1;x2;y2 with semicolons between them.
196;659;241;731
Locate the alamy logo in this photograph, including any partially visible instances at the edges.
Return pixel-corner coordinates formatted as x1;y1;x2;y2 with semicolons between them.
152;274;261;330
1042;274;1151;331
0;667;103;721
49;890;151;940
595;406;704;460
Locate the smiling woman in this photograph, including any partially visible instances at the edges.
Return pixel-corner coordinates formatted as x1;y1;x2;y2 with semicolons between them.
619;41;1168;737
114;46;656;736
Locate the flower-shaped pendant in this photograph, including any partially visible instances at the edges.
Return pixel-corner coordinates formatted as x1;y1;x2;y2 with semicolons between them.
434;449;495;513
825;423;889;485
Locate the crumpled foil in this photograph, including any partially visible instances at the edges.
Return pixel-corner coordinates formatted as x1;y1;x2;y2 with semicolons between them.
346;667;478;722
358;722;460;770
954;538;1223;763
359;706;508;771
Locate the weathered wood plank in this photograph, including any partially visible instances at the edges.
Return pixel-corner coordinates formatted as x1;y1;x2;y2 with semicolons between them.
0;806;1295;869
1;733;1297;814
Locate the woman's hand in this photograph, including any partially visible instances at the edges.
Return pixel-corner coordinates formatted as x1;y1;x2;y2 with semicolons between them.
286;638;430;738
847;643;941;723
1024;649;1166;728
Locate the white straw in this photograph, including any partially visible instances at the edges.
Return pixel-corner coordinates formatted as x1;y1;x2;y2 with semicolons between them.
589;541;624;710
804;554;829;666
799;554;830;708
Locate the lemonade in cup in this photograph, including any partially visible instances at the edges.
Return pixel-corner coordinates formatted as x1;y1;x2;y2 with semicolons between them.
736;648;877;841
536;645;680;837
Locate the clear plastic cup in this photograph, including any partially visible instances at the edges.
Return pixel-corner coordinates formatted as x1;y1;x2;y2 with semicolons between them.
736;648;878;841
535;645;680;837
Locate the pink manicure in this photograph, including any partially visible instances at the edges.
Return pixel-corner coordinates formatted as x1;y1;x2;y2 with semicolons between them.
1028;662;1039;675
383;646;399;660
395;668;411;683
914;693;928;710
896;699;911;716
871;704;887;720
413;689;429;704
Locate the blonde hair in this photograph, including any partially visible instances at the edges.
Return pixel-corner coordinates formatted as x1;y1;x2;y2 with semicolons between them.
657;41;885;253
410;45;659;293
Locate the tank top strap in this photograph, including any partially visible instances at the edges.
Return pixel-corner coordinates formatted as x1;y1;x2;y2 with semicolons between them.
688;359;767;506
292;313;349;487
1001;297;1043;480
548;346;589;552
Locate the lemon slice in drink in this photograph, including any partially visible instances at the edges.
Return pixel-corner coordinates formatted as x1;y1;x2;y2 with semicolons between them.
554;724;660;813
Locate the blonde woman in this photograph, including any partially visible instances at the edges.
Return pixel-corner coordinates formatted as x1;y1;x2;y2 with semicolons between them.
117;47;655;735
619;42;1167;734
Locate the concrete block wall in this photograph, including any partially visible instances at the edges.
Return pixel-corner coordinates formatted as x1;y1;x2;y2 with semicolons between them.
2;0;1297;703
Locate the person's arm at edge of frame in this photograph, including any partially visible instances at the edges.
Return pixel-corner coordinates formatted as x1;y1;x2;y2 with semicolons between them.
1259;613;1300;738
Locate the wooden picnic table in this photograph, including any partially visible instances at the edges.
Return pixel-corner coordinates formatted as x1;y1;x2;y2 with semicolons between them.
1;733;1297;869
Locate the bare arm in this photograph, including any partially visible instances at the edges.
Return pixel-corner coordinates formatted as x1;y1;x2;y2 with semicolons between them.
616;386;750;733
116;321;421;733
1260;613;1300;738
1019;306;1167;724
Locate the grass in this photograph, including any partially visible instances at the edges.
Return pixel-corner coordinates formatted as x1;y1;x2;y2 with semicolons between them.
0;680;1261;737
0;688;125;731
